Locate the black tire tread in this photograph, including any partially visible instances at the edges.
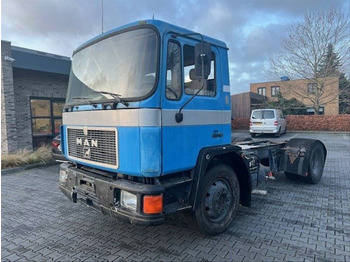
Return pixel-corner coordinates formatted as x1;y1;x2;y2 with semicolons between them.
302;142;325;184
184;164;240;235
285;172;298;181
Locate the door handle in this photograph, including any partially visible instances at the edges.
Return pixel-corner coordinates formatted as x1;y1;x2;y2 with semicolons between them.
212;132;223;138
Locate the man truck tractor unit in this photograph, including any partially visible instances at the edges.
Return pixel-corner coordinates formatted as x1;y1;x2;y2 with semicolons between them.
59;20;327;235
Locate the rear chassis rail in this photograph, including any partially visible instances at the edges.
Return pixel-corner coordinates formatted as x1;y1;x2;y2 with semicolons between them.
234;138;327;179
235;140;286;173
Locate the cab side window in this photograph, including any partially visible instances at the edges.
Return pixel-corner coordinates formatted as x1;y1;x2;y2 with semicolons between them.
183;45;216;97
166;41;182;100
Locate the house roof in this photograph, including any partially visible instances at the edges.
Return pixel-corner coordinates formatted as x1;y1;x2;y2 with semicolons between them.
11;45;71;75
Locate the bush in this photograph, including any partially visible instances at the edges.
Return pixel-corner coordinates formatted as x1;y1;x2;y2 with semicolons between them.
1;145;53;169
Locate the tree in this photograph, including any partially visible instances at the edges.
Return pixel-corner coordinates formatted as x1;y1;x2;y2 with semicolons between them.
318;43;350;114
318;43;341;77
268;10;349;115
260;93;307;115
339;74;350;113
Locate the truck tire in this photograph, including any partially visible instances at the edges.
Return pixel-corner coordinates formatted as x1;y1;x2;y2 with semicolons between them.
284;172;298;181
184;164;240;235
302;142;325;184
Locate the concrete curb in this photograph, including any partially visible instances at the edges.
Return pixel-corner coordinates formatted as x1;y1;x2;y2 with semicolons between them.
1;161;58;175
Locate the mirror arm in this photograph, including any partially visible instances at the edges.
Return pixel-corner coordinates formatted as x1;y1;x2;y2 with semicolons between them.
175;56;205;123
173;32;207;123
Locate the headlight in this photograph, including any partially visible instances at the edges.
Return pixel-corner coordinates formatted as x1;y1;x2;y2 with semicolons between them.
120;190;137;211
59;169;68;184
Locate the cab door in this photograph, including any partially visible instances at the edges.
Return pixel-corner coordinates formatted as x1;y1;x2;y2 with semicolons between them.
161;34;225;175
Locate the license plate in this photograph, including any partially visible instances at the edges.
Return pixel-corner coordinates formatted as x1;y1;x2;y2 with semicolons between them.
80;178;95;192
254;122;262;125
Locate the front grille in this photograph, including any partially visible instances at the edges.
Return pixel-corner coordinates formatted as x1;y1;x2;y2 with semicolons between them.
67;128;118;168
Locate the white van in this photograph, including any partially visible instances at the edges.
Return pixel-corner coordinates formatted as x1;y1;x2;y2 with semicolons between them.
250;109;287;137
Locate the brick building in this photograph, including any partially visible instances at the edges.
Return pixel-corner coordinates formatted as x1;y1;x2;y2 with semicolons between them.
250;77;340;115
1;40;71;154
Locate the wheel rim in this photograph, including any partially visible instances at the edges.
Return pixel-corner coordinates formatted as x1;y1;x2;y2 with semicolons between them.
204;179;232;222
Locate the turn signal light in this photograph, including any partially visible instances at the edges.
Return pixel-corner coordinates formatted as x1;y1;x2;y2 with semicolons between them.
143;195;163;214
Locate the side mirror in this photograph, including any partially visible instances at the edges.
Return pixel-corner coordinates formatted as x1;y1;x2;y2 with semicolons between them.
194;42;211;79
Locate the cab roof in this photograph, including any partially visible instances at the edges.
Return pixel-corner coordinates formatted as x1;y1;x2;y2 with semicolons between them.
73;19;228;55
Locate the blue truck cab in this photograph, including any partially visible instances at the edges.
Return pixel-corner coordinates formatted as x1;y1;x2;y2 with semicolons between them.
59;20;327;235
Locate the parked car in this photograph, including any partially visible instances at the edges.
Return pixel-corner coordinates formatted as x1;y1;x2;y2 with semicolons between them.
52;135;67;162
250;109;287;137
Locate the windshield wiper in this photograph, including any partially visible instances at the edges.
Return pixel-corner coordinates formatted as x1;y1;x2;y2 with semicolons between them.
71;97;99;108
94;91;129;106
72;97;90;102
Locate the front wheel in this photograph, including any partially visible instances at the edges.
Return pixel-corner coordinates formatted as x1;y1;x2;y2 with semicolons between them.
184;165;240;235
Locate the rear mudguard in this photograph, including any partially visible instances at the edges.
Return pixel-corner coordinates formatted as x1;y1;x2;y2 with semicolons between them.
280;138;327;177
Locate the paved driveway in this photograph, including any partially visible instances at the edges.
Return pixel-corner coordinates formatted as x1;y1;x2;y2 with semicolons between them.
2;132;350;261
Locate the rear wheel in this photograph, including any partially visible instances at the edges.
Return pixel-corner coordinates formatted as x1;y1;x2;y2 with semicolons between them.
285;172;298;181
184;165;240;235
303;142;325;184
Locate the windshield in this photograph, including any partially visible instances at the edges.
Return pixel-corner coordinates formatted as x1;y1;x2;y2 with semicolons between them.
66;27;158;105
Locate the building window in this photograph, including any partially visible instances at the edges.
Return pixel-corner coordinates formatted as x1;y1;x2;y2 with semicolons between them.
257;87;266;96
184;45;216;97
271;86;280;97
166;41;182;100
307;83;317;94
30;97;65;148
306;106;324;115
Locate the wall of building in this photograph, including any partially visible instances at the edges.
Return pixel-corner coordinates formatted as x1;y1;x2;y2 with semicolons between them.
1;41;18;154
250;77;339;115
12;68;68;150
231;93;251;118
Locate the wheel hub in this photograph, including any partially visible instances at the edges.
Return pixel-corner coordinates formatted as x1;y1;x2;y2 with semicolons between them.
205;180;232;221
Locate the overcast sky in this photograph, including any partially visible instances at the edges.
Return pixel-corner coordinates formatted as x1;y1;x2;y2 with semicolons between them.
2;0;349;94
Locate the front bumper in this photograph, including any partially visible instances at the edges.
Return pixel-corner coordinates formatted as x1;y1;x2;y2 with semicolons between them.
59;163;165;226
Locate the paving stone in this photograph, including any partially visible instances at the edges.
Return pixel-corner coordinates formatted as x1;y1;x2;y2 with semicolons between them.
1;132;349;262
2;253;24;261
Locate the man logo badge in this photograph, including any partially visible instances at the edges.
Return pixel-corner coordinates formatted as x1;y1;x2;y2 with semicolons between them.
76;138;98;148
76;137;98;159
83;147;91;159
